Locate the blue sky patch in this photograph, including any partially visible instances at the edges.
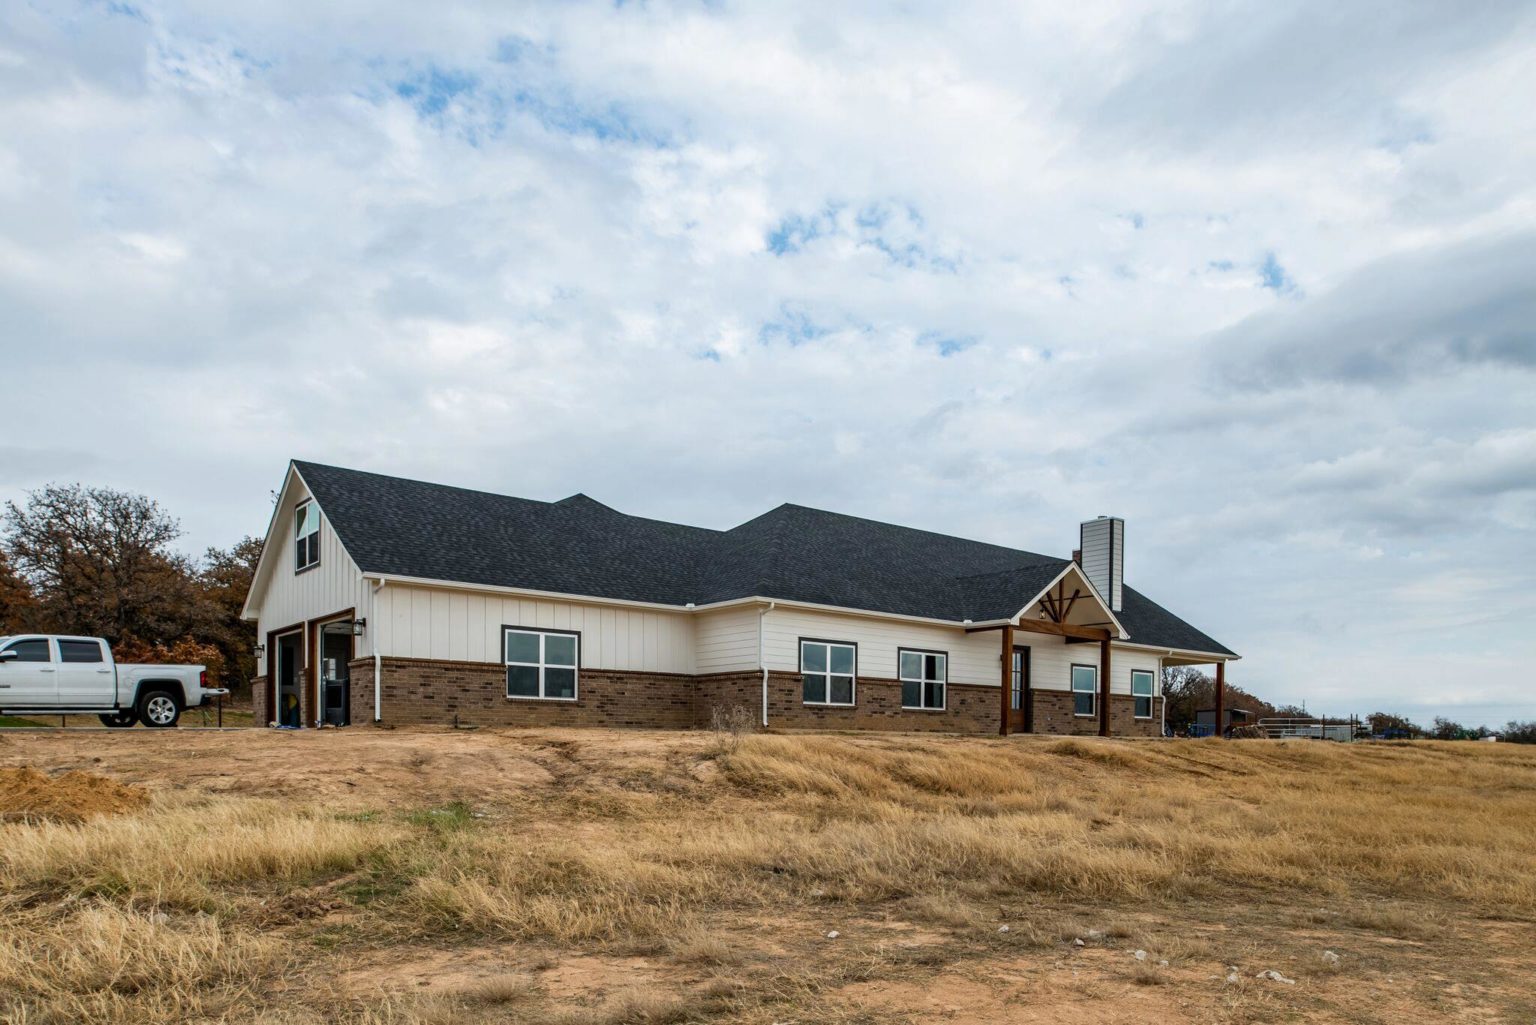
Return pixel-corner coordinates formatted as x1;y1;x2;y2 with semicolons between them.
919;331;978;357
758;306;830;347
764;199;958;271
1259;250;1296;294
395;68;478;118
766;204;841;255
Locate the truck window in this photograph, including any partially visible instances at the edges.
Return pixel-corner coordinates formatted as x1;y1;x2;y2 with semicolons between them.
59;639;105;663
1;638;52;662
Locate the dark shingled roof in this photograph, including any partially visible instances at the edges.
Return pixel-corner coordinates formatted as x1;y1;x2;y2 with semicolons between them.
293;461;1236;657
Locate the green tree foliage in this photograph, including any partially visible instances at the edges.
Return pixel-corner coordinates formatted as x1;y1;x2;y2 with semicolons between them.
1431;716;1473;740
1366;712;1423;737
1502;721;1536;744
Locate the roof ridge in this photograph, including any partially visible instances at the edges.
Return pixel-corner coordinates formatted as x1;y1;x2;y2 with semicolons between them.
947;559;1069;584
768;501;1058;563
294;460;553;510
297;460;723;535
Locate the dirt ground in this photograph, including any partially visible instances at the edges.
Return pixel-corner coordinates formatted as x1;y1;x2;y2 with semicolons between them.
2;726;1533;1025
0;765;150;822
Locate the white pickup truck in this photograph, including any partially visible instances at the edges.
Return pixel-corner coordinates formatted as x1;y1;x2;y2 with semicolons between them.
0;634;228;728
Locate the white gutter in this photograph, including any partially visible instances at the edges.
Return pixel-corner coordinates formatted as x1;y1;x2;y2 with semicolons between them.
356;573;995;630
758;601;776;727
1117;641;1241;662
371;577;387;723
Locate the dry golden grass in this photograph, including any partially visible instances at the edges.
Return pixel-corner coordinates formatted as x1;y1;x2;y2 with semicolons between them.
0;904;288;1025
2;730;1535;1023
0;795;405;909
389;733;1536;948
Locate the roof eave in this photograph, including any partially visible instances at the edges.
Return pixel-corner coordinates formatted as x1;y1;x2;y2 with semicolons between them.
1115;640;1241;662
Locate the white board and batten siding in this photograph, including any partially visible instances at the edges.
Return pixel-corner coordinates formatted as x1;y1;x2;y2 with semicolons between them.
760;606;1162;696
758;606;999;687
253;478;373;676
373;584;696;674
360;589;1164;693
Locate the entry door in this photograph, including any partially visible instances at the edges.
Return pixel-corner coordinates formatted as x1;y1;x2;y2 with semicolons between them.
276;633;303;727
1010;646;1032;732
56;638;115;705
320;629;351;726
0;637;57;705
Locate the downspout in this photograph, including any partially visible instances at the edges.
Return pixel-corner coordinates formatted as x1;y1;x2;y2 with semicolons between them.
372;577;387;723
1162;650;1173;738
758;601;776;727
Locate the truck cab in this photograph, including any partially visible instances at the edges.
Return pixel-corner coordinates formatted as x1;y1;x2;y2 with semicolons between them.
0;634;227;727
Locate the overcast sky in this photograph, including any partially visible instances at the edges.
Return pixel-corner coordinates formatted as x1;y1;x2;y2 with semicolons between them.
2;1;1534;727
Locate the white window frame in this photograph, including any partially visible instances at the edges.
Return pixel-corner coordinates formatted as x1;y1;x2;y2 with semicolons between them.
1071;664;1098;718
1131;669;1155;719
503;627;579;702
898;648;947;711
800;639;856;706
294;500;321;573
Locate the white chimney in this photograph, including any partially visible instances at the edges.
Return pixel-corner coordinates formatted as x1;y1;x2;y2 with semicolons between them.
1079;516;1124;612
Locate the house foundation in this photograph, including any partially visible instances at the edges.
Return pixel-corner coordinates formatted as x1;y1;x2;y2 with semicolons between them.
248;658;1164;735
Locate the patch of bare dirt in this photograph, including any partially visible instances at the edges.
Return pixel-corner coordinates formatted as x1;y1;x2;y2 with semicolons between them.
839;963;1197;1024
0;766;149;822
0;726;583;809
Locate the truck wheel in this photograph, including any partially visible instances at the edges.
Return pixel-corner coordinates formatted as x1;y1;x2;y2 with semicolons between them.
137;689;181;728
99;711;138;728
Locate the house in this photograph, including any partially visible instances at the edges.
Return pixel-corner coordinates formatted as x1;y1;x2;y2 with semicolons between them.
240;461;1239;736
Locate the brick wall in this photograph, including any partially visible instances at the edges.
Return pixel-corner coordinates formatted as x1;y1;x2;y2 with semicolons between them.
1029;689;1164;737
727;672;998;734
695;672;764;728
251;676;269;726
1111;694;1164;737
368;657;697;728
347;657;374;724
341;658;1161;737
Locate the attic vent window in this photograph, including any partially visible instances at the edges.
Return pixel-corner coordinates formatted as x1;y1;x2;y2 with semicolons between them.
295;501;321;572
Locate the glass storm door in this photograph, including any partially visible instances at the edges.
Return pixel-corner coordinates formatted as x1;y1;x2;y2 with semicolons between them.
276;633;303;727
1010;647;1032;732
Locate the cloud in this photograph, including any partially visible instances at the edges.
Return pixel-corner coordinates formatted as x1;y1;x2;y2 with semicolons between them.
1212;231;1536;390
0;0;1534;726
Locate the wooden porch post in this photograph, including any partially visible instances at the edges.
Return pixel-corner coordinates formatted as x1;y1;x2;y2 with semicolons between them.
1213;660;1225;739
999;624;1014;736
1099;638;1112;737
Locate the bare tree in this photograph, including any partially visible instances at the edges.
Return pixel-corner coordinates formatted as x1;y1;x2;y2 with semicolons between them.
198;536;264;692
1161;665;1280;733
0;550;36;634
2;484;203;645
1365;712;1422;738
